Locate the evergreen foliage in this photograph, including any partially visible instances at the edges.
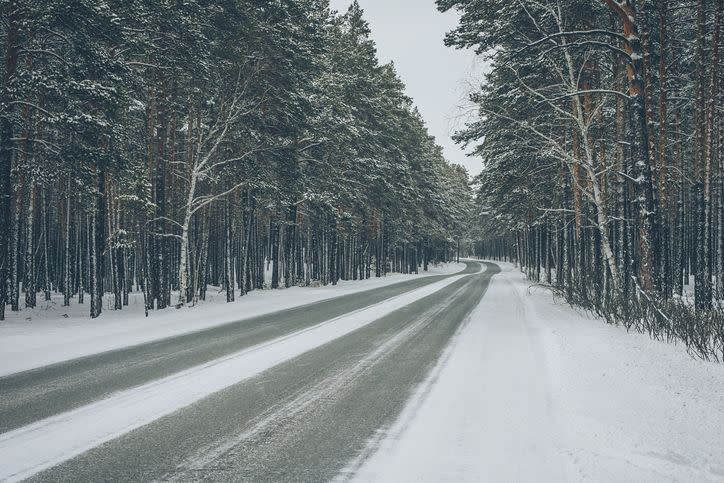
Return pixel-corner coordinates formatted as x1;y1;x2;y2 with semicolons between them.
0;0;473;318
441;0;724;360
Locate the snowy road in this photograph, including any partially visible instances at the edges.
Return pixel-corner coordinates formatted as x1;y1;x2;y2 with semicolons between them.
4;260;724;482
350;263;724;483
0;262;478;434
0;261;499;482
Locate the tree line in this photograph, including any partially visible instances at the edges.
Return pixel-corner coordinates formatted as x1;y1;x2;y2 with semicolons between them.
441;0;724;361
0;0;473;320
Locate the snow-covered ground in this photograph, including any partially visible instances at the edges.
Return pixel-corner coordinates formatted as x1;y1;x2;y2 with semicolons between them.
349;262;724;483
0;267;480;482
0;262;464;377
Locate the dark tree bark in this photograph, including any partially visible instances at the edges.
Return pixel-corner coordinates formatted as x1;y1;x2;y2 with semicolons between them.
0;6;19;319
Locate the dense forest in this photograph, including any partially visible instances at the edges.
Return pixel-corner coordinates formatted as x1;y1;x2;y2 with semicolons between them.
0;0;473;320
441;0;724;360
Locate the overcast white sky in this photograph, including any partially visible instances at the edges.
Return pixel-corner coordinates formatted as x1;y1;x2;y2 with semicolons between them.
328;0;486;177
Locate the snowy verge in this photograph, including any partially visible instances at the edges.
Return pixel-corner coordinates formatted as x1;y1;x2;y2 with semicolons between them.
347;262;724;483
0;262;465;377
0;268;479;483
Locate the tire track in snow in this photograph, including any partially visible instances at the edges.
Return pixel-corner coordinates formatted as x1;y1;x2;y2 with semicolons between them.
163;276;470;481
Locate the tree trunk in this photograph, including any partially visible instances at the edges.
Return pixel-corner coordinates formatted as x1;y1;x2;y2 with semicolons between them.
603;0;658;293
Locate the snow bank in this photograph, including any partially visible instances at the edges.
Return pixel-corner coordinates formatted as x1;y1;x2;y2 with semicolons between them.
0;262;464;377
0;268;477;483
348;262;724;482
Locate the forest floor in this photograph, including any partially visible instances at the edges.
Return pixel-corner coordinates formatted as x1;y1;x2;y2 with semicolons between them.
347;262;724;482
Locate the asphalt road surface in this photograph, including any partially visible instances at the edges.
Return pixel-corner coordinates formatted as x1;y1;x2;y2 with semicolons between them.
3;261;500;482
0;262;481;434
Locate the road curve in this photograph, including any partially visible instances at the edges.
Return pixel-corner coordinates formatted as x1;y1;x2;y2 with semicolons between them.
0;262;480;434
25;261;500;483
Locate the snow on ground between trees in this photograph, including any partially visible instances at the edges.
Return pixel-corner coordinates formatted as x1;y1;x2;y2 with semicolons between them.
0;262;465;377
346;262;724;483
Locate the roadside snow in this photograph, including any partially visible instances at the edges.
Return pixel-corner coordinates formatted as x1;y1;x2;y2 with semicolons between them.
0;267;480;483
0;263;464;377
348;262;724;483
